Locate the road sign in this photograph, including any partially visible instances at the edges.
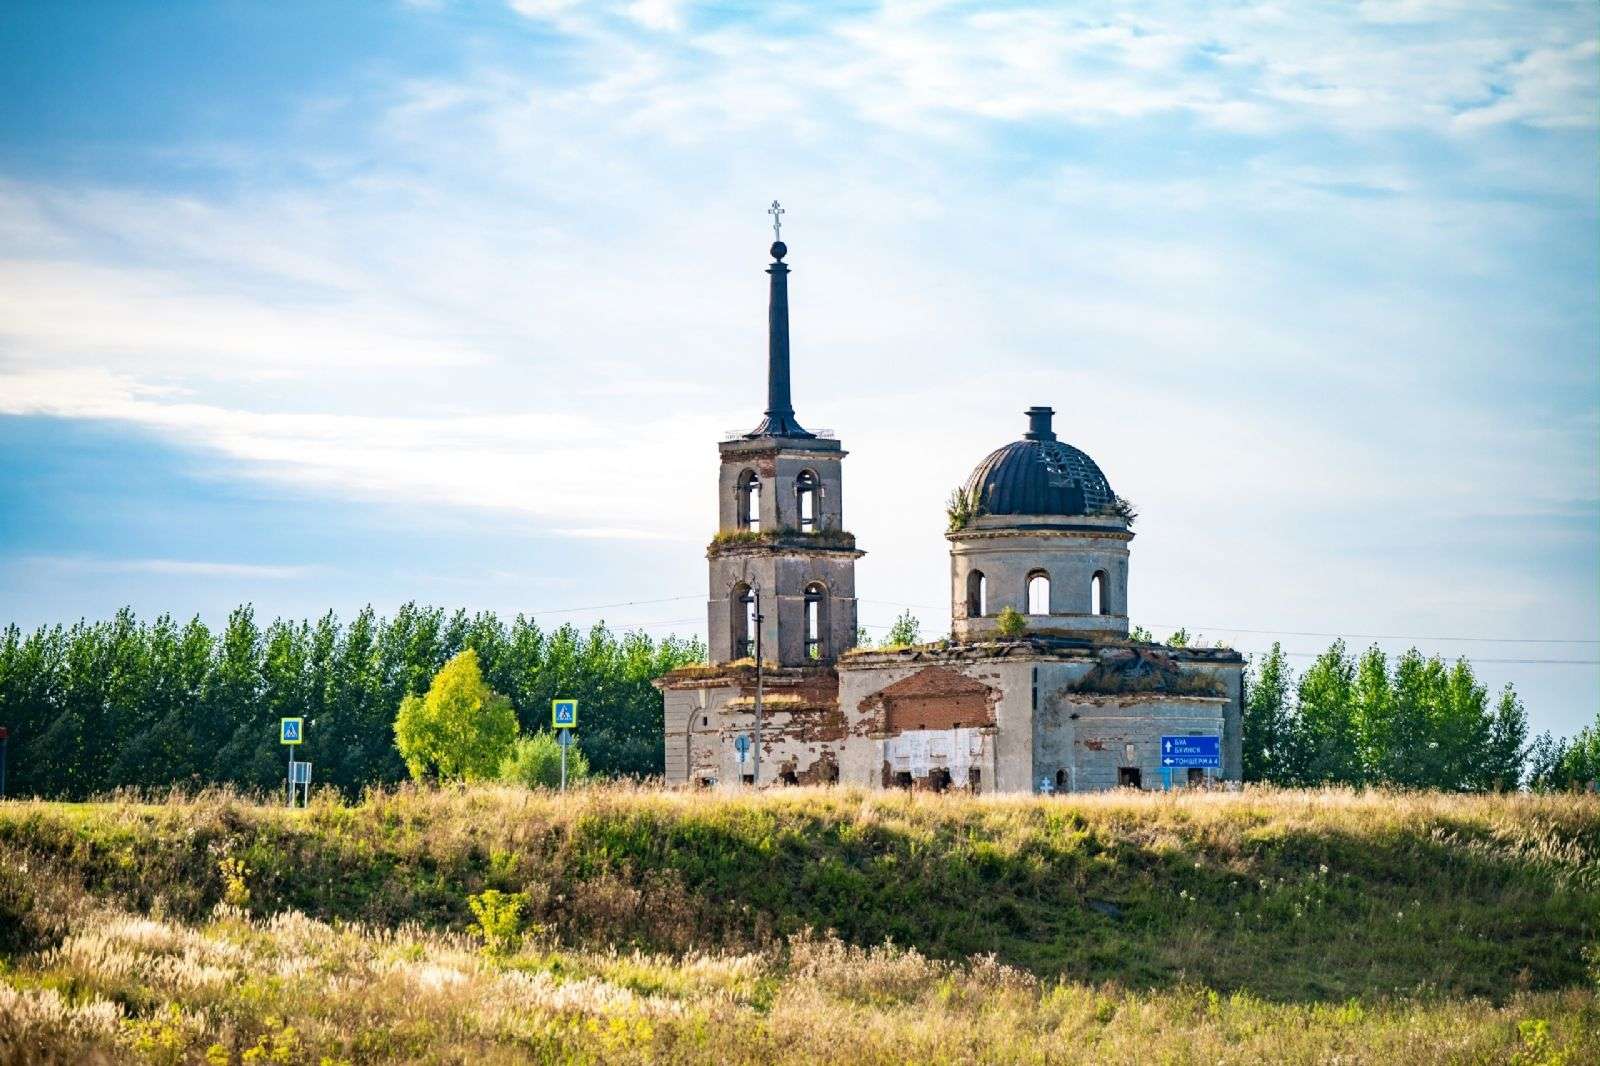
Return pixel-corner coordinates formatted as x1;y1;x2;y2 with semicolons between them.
557;730;573;749
552;699;578;729
280;718;303;745
290;761;312;785
734;733;751;763
1161;735;1220;768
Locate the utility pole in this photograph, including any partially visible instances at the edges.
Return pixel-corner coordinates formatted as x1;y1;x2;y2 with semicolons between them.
752;587;764;787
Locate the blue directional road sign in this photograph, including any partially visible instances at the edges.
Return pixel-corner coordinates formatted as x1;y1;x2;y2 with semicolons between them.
734;734;751;763
280;717;303;745
551;699;578;729
1161;735;1220;767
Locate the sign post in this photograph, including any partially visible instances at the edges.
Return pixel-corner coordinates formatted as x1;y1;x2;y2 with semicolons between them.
734;733;751;768
552;699;578;792
280;717;303;807
1160;735;1221;780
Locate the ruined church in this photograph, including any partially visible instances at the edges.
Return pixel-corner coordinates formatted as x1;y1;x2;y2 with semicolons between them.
656;226;1243;793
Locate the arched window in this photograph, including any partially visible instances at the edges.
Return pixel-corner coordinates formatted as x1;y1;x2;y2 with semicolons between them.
966;570;987;617
737;470;761;532
1027;571;1050;615
804;581;826;660
1092;570;1109;615
796;470;819;532
731;583;754;659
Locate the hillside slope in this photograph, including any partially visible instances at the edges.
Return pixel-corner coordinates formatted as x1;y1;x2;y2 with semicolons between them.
3;786;1596;1002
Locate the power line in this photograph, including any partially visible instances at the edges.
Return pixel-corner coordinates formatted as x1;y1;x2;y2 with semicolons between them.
525;595;701;616
1275;650;1598;666
1146;624;1600;646
861;600;1599;647
523;595;1599;659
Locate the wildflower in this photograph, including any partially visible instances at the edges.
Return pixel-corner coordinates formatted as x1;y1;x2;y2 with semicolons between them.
1318;864;1328;875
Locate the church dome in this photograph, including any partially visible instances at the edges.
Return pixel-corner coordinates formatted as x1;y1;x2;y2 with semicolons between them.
964;407;1116;517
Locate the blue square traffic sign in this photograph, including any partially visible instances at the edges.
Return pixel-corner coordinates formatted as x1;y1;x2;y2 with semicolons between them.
552;699;578;729
280;717;303;745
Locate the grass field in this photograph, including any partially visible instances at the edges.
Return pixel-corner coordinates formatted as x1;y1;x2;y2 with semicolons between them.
1;785;1596;1064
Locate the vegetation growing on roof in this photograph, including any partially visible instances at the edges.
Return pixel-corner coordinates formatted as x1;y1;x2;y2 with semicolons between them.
995;605;1027;637
709;528;857;550
1069;647;1228;697
1094;494;1138;526
945;485;985;532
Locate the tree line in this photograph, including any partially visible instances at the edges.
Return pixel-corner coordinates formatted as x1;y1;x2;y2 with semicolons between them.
1;604;1592;798
1238;639;1573;791
0;604;704;799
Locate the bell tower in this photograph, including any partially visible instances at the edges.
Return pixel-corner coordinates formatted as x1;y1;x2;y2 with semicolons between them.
706;219;862;666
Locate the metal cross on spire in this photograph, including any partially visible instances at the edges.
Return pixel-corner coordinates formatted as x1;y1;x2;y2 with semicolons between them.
768;199;784;241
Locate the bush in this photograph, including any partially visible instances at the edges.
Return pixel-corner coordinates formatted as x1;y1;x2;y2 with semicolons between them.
467;888;527;954
499;732;589;789
995;606;1026;637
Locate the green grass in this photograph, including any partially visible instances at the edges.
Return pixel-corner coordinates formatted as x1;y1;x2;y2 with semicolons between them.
0;785;1596;1063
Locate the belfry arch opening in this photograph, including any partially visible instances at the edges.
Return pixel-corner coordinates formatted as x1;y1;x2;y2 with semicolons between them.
1026;571;1050;615
796;470;819;531
1092;570;1109;615
731;583;755;659
737;470;761;532
804;581;826;660
966;570;987;617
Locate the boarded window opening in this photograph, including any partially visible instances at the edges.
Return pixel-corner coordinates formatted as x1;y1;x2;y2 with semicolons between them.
893;771;913;790
1187;767;1206;786
1027;571;1050;615
1117;767;1142;789
742;773;755;785
779;769;799;786
926;767;952;793
968;767;981;793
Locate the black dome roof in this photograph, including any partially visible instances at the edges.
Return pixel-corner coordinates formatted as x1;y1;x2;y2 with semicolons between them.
963;407;1115;517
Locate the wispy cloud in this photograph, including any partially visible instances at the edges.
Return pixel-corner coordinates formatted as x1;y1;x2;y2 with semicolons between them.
24;556;316;580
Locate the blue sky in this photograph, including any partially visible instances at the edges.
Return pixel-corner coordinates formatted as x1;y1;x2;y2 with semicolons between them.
1;1;1596;735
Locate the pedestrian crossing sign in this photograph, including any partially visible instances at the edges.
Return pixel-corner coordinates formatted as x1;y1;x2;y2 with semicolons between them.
552;699;578;729
281;717;303;745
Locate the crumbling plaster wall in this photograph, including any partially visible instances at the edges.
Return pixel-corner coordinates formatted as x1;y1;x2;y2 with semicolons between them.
663;672;843;788
838;659;1036;793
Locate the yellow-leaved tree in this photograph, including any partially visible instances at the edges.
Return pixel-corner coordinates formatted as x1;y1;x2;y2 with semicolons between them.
394;649;518;782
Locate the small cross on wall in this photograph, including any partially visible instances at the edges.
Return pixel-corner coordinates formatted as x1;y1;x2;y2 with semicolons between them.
768;199;784;241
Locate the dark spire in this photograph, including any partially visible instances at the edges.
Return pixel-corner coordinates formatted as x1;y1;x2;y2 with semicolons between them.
1023;406;1057;441
746;232;813;439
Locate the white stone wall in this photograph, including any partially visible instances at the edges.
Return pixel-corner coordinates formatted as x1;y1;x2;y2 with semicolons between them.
949;517;1131;641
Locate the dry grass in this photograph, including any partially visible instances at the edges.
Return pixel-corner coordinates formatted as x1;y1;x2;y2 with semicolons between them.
2;903;1593;1065
1;785;1596;1063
